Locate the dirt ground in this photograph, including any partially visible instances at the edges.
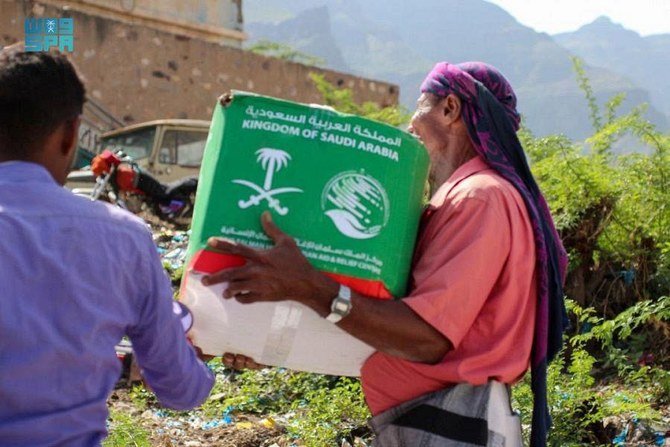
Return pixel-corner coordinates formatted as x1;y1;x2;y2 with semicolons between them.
108;388;291;447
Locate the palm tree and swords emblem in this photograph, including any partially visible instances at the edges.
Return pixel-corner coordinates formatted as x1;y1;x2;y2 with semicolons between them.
232;148;302;215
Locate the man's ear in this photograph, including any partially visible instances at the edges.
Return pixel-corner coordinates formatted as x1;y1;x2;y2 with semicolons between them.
441;94;461;125
61;116;81;157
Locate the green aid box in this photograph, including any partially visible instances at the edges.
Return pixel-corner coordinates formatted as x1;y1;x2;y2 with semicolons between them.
181;91;428;376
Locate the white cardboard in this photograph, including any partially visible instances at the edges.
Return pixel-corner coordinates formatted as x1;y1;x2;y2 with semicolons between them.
181;272;376;377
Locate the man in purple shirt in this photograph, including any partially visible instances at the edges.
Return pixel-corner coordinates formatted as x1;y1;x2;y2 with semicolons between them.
0;46;214;445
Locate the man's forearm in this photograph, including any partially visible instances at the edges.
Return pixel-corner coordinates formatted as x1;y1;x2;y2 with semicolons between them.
300;275;452;364
204;220;452;364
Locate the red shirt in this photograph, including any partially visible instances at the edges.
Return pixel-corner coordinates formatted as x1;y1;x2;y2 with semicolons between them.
361;156;538;415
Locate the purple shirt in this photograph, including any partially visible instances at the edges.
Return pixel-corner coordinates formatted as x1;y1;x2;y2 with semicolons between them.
0;162;214;446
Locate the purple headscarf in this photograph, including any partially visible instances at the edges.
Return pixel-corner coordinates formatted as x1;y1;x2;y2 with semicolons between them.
421;62;568;446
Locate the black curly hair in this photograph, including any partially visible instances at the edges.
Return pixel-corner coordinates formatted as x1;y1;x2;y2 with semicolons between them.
0;43;86;159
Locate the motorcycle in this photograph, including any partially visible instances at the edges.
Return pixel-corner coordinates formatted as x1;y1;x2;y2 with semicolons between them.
86;149;198;227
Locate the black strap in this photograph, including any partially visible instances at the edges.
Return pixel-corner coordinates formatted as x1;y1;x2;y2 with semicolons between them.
392;403;488;446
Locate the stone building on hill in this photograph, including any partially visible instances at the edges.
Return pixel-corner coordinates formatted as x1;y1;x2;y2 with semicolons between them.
1;0;399;133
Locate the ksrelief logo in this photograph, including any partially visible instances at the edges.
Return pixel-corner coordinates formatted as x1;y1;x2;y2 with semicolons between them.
322;172;389;240
232;148;302;215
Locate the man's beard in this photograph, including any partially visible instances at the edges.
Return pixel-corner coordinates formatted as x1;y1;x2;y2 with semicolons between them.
428;159;445;196
427;166;438;196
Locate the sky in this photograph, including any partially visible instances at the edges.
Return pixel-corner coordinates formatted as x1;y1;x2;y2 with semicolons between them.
485;0;670;36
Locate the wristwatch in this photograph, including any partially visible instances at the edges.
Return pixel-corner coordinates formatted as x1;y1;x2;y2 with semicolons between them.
325;285;352;323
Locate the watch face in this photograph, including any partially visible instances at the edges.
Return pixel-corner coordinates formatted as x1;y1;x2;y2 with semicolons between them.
334;300;351;313
327;286;352;323
332;286;353;313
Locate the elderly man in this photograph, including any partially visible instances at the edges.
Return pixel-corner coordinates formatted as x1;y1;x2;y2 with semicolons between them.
0;46;214;446
206;62;567;446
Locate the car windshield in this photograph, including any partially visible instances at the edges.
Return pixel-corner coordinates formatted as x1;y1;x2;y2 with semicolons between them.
159;129;207;167
101;127;156;160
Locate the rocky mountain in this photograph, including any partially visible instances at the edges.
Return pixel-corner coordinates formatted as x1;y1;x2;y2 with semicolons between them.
247;6;351;72
554;16;670;119
244;1;669;141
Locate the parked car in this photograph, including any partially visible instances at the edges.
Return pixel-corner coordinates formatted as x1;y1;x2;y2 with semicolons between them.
67;119;210;193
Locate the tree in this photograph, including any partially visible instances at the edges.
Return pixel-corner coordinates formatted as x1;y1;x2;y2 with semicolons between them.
529;60;670;315
309;73;410;127
247;40;325;67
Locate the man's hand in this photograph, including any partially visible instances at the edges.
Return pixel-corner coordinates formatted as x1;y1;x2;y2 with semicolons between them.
201;212;338;314
192;345;215;363
186;333;215;362
188;341;264;371
221;353;266;370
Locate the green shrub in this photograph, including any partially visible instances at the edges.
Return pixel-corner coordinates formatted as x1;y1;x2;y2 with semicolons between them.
513;298;670;445
288;378;371;447
198;365;370;446
103;410;150;447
